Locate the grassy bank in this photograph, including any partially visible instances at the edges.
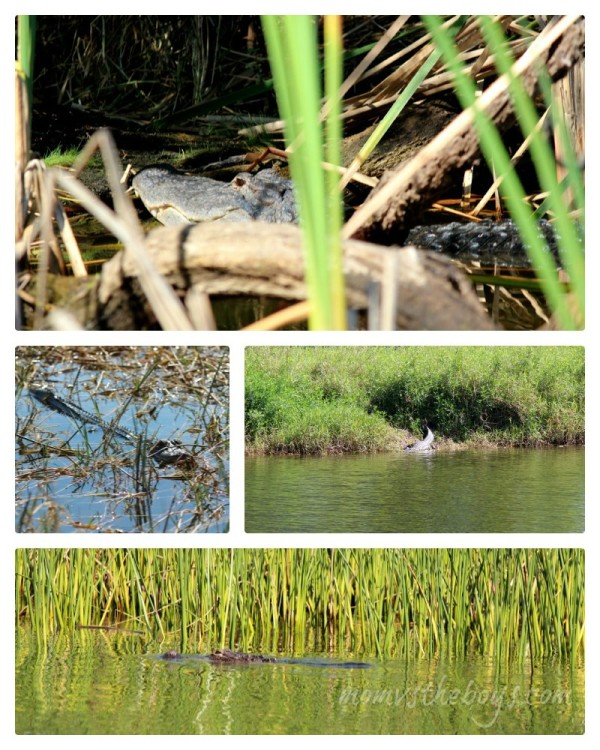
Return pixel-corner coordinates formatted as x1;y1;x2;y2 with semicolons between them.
15;548;583;664
245;347;584;454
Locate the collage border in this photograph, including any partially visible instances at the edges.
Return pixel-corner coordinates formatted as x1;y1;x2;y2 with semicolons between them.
5;5;597;744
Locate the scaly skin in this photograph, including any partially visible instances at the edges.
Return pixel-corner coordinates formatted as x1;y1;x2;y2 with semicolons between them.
160;650;372;668
161;649;274;663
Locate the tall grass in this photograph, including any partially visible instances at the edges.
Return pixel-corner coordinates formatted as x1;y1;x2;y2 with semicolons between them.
245;347;584;453
262;15;346;330
424;16;584;329
16;548;584;665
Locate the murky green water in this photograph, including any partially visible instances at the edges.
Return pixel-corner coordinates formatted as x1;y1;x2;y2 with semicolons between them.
15;630;583;734
246;448;584;533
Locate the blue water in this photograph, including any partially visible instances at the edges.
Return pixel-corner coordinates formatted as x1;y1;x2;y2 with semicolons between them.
15;349;229;532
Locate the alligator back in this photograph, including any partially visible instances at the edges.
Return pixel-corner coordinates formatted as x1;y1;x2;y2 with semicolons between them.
159;650;371;668
208;648;275;664
406;219;582;268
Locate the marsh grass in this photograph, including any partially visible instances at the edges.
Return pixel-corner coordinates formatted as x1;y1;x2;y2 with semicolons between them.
15;347;229;533
15;548;584;665
43;146;102;169
424;16;584;329
245;347;584;454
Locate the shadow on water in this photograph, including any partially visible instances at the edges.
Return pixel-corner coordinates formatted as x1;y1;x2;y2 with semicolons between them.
245;448;584;533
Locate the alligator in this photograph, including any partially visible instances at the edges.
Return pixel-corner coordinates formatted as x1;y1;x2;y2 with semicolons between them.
132;164;581;268
29;387;138;442
404;425;435;453
163;648;274;664
160;649;372;668
405;219;582;268
132;165;298;226
29;387;193;466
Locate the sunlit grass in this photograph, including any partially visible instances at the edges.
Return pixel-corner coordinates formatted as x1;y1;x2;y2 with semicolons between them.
43;146;102;169
16;548;584;664
262;15;346;330
423;15;584;329
245;346;584;453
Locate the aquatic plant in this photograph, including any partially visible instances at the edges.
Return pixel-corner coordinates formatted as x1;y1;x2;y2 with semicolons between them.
16;548;584;665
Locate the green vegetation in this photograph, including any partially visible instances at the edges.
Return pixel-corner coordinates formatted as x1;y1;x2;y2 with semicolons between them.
43;146;102;168
16;548;584;664
257;15;583;329
16;15;36;113
263;16;346;329
245;347;584;454
424;16;584;329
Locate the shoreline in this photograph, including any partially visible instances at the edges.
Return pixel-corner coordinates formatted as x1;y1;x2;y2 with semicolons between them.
246;437;585;457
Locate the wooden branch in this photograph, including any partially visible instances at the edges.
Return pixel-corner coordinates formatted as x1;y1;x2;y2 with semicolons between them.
345;16;585;241
97;222;495;330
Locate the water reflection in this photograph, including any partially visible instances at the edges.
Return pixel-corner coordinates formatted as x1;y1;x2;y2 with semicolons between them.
15;630;584;734
246;448;584;533
15;347;229;532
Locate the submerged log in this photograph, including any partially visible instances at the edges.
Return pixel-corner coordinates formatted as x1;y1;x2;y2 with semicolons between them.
96;222;494;330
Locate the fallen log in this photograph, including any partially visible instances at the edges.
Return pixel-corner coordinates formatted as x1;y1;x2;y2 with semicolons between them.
347;16;585;242
96;222;495;330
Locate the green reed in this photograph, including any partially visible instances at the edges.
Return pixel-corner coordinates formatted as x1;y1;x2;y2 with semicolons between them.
424;16;584;329
262;15;346;330
16;16;36;114
16;549;584;664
